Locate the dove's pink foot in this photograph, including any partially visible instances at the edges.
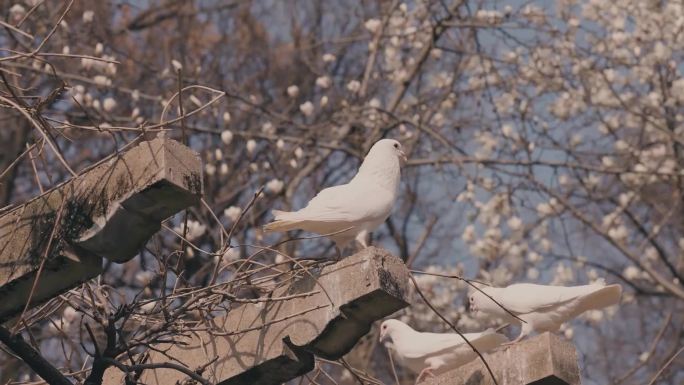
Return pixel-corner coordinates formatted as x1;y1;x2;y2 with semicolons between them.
416;367;435;383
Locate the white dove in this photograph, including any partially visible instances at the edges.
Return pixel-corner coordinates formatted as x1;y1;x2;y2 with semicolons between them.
264;139;406;254
379;319;508;383
469;280;622;344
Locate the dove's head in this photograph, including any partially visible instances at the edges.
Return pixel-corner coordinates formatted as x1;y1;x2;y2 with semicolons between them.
468;285;496;314
379;319;412;346
368;139;407;165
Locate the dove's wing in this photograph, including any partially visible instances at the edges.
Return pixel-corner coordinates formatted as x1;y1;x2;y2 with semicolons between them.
289;181;394;223
428;331;509;372
295;184;363;222
398;331;497;360
492;283;617;314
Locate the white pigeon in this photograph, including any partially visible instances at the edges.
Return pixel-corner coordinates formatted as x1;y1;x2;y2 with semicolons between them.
264;139;406;253
379;319;508;383
469;280;622;344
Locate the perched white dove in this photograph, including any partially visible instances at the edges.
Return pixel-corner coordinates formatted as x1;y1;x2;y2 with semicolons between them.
379;319;508;383
264;139;406;254
469;280;622;344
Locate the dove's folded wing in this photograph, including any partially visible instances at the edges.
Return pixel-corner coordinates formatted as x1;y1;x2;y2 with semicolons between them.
399;331;497;360
295;183;390;223
494;283;616;314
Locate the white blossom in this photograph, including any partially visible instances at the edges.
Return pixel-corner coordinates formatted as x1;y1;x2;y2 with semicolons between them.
364;18;381;33
171;59;183;71
174;220;206;240
536;202;554;216
189;95;202;107
134;270;154;286
346;80;361;93
316;76;331;89
275;253;287;264
261;121;275;135
507;216;523;231
608;225;628;242
623;266;640;280
102;97;116;112
653;42;671;61
224;206;242;222
526;267;540;280
82;10;94;23
528;251;543;263
9;4;26;21
220;130;233;145
322;53;336;63
93;75;110;86
204;163;216;176
462;225;476;243
246;139;257;154
287;85;299;98
266;178;284;194
299;101;314;116
222;247;240;262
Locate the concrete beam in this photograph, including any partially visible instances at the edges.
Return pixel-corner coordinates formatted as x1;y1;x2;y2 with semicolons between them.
425;332;581;385
103;247;410;385
0;137;202;320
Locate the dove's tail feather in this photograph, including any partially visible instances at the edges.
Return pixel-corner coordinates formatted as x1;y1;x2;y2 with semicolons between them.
263;210;302;232
574;284;622;316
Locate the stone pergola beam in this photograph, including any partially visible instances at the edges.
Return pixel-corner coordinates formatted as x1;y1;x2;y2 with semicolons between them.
0;137;202;320
426;332;581;385
103;247;410;385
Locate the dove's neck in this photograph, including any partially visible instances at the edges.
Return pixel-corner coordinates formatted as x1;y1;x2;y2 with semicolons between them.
480;287;515;319
389;324;419;350
352;153;400;192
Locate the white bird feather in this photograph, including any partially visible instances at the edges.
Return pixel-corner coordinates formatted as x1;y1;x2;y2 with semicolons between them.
469;281;622;343
379;319;508;382
264;139;406;251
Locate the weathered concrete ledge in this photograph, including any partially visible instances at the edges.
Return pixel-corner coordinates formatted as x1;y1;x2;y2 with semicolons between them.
103;247;410;385
0;137;202;320
425;332;581;385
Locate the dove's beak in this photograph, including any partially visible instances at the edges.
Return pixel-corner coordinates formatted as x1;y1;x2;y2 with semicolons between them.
399;150;407;165
379;330;388;343
469;298;477;313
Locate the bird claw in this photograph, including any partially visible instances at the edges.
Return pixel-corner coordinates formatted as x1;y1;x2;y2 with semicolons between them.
415;368;435;384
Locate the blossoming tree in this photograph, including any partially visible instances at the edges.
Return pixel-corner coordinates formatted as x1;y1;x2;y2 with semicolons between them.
1;0;682;384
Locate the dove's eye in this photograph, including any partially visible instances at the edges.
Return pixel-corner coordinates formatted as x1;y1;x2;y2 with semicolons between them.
393;143;399;149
